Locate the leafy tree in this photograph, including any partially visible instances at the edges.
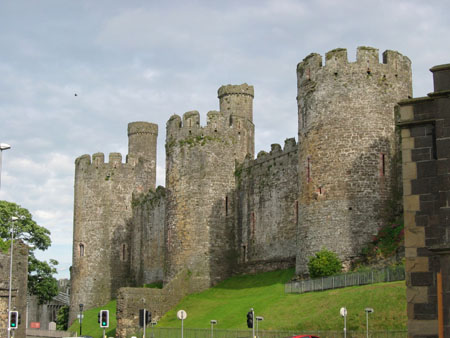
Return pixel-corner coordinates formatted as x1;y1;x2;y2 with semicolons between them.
308;248;342;278
0;200;59;304
56;305;69;330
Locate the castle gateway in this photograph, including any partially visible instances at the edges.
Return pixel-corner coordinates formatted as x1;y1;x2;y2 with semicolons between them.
69;47;412;335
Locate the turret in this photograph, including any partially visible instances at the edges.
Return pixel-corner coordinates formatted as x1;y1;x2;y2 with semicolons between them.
218;84;254;123
296;47;412;274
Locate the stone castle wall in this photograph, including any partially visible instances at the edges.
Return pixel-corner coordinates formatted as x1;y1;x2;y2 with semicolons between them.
69;122;158;324
235;138;298;268
130;186;166;287
296;47;412;273
0;242;28;338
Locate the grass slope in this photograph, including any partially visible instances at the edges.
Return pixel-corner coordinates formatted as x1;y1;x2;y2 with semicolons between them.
69;269;406;337
157;268;406;331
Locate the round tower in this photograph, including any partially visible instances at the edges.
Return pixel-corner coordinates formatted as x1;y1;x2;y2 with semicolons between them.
128;121;158;192
296;47;412;274
164;85;255;290
69;123;158;324
218;84;255;159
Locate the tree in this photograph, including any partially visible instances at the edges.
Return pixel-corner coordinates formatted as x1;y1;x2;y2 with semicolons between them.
56;305;69;330
0;200;59;304
308;248;342;278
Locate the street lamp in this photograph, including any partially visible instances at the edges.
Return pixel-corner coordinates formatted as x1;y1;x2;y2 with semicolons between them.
7;216;19;338
256;316;264;338
210;320;217;338
0;143;11;190
79;304;84;336
365;308;374;338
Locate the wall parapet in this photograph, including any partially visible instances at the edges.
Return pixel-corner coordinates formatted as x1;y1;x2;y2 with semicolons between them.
242;138;297;168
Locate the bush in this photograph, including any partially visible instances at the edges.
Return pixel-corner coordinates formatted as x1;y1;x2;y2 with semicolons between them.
308;248;342;278
56;306;69;330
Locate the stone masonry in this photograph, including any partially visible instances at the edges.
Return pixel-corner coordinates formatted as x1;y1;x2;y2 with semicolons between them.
398;64;450;338
70;47;414;336
0;241;28;338
296;47;412;271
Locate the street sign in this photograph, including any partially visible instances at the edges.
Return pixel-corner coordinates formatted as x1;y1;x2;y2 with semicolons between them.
340;307;347;317
177;310;187;320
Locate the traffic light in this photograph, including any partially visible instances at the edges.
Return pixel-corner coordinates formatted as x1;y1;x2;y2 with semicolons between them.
100;310;109;328
139;309;151;327
246;310;253;329
9;311;19;329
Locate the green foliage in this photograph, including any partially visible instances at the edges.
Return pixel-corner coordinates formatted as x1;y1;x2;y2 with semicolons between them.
307;248;342;278
0;200;51;250
143;281;163;289
359;218;404;264
28;256;59;304
0;200;58;303
56;306;69;330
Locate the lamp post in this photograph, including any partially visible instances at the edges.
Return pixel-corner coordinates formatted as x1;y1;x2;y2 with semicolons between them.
255;316;264;338
79;304;84;336
365;308;374;338
7;216;19;338
210;320;217;338
0;143;11;190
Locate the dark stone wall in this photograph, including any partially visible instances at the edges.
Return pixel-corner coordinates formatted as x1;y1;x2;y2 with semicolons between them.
398;63;450;338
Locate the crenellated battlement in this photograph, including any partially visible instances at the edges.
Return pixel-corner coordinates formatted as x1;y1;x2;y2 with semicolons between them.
75;152;132;167
297;46;411;85
217;83;254;98
242;138;297;168
166;109;252;145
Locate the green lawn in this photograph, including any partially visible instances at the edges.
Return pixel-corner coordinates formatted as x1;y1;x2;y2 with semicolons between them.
69;268;407;337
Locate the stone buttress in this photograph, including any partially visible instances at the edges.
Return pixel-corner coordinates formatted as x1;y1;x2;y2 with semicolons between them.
296;47;412;273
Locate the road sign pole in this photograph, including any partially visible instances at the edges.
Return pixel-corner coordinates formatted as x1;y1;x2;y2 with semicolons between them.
252;309;255;338
143;309;146;338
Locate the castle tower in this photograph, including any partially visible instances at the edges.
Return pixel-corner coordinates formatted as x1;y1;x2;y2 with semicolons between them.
296;47;412;273
164;84;254;290
69;122;157;324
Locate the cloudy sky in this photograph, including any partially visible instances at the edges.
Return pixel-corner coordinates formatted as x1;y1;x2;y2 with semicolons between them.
0;0;449;279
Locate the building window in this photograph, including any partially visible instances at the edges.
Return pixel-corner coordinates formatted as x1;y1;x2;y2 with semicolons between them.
380;153;385;176
225;196;228;216
295;200;299;225
250;212;256;237
79;243;85;257
121;243;127;262
307;156;311;182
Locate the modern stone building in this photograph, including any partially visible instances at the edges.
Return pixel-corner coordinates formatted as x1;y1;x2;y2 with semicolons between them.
69;47;413;334
398;64;450;338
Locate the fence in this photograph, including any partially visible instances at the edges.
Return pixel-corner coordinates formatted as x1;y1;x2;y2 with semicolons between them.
285;266;405;294
142;327;407;338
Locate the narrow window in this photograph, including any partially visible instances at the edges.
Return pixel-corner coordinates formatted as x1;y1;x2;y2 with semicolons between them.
250;212;255;237
242;245;247;263
79;243;84;257
295;200;299;225
121;243;127;262
188;119;192;128
225;196;228;216
307;156;311;182
380;153;385;176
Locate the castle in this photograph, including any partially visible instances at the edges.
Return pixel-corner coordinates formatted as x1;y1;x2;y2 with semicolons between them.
69;47;413;331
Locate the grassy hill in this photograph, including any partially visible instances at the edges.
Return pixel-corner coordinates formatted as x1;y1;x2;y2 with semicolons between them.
69;268;407;337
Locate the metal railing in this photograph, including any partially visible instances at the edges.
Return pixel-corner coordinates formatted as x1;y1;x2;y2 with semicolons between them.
285;266;405;294
141;327;407;338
